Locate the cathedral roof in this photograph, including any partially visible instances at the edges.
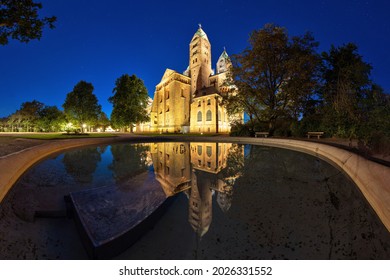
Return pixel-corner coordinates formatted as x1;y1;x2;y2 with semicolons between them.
218;48;229;60
193;86;218;98
192;25;209;41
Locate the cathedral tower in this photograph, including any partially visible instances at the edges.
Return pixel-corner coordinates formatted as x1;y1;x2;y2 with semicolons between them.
189;25;212;97
216;48;231;74
146;26;243;134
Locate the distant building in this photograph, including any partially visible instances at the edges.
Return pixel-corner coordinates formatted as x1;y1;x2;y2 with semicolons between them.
143;25;242;133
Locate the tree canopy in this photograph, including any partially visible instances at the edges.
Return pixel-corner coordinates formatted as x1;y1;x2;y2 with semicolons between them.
225;23;320;135
109;74;149;131
6;99;44;131
96;111;110;131
0;0;56;45
63;81;102;132
37;105;66;132
320;43;373;138
5;100;66;132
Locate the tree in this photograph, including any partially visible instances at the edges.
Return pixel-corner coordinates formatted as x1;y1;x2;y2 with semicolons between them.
7;110;23;131
37;105;66;132
19;99;44;131
20;99;44;131
0;0;56;45
224;23;320;135
0;116;8;131
6;100;44;131
63;81;102;133
109;74;149;131
353;84;390;153
6;100;43;132
320;43;372;139
96;111;110;132
109;144;149;183
62;147;102;183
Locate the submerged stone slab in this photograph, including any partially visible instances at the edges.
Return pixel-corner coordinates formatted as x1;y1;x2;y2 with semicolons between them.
68;171;173;259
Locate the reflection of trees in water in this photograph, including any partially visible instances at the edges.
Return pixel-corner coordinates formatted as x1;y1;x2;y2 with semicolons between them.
62;146;103;184
216;192;232;213
244;145;340;184
215;144;245;213
109;144;150;183
220;144;244;187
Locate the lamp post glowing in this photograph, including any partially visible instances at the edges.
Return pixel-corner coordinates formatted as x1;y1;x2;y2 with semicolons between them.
65;122;73;134
82;123;87;133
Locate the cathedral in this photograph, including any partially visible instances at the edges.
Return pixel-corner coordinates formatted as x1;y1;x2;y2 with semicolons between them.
142;25;241;133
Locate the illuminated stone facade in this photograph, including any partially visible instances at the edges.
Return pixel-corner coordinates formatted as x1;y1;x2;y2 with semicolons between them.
148;26;241;133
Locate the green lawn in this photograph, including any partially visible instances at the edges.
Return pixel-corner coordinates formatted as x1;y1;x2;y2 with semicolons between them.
13;133;117;140
133;132;222;137
7;132;224;140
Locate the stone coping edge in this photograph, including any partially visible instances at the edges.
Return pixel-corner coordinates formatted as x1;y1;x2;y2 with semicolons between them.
0;137;120;203
0;135;389;232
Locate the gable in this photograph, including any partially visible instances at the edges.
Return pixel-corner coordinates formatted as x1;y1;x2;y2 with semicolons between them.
160;69;177;81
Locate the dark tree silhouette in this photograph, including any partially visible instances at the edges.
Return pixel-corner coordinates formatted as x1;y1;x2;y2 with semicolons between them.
224;23;320;135
63;81;102;132
109;74;149;132
0;0;56;45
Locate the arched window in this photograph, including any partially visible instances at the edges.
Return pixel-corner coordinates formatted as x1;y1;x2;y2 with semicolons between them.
218;110;221;121
197;111;202;122
206;110;212;121
206;146;212;157
197;145;202;156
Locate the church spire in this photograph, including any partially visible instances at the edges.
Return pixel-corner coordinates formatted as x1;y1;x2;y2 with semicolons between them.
216;47;231;74
192;24;209;41
189;24;212;95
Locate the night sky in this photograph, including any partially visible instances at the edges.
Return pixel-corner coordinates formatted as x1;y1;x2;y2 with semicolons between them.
1;0;389;117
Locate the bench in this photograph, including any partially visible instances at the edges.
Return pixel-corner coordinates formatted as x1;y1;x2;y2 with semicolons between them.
307;132;324;139
255;132;269;138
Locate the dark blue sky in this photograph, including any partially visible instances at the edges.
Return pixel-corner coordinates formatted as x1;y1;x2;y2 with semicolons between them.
1;0;389;117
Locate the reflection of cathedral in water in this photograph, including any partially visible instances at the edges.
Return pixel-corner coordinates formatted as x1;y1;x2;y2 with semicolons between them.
149;142;243;237
149;142;192;196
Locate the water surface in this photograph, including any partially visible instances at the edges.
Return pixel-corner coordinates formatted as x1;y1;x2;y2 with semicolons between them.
0;142;389;259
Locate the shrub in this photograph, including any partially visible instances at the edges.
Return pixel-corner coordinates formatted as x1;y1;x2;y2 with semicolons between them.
229;122;253;137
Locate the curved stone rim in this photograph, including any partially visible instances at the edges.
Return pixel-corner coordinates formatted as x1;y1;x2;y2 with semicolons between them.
0;135;389;232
